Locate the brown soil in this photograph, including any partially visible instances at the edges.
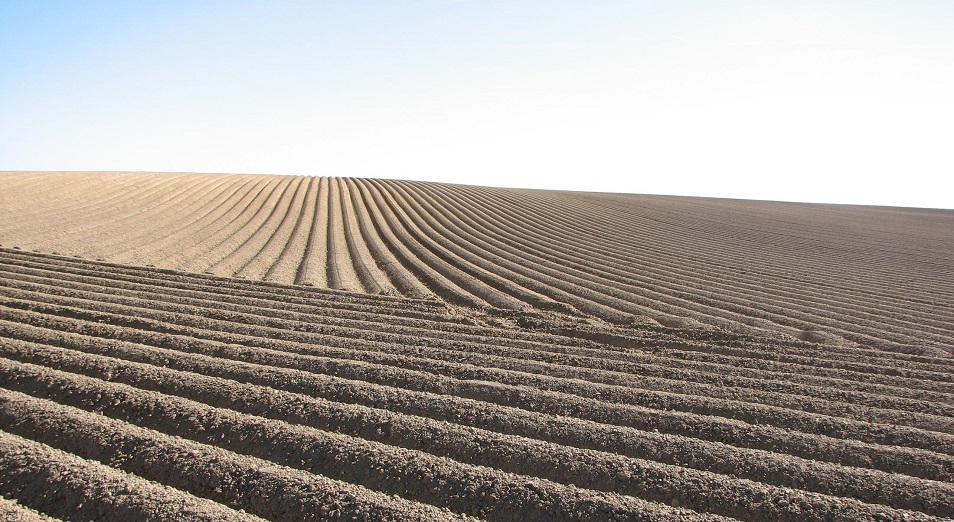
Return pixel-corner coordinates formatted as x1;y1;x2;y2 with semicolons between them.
0;171;952;521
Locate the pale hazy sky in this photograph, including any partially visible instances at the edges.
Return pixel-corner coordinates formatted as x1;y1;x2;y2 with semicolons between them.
2;1;952;208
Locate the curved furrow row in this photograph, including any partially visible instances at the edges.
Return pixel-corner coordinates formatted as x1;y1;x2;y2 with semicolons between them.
419;180;954;349
0;173;189;251
0;430;264;522
294;176;330;286
334;178;394;294
3;282;952;444
422;181;954;342
409;180;805;333
152;175;279;269
341;178;432;297
0;391;478;522
373;178;624;316
1;249;949;397
3;355;951;520
235;175;312;280
42;174;222;261
0;172;136;234
543;188;953;293
95;174;241;261
400;180;720;328
488;185;953;318
422;181;950;349
108;175;266;264
326;177;367;292
2;265;948;417
0;172;155;230
3;305;951;482
347;178;490;308
0;249;445;318
363;179;569;312
1;275;950;433
207;175;306;277
555;192;954;319
436;180;944;350
2;172;952;355
262;176;320;282
180;175;296;274
360;179;529;310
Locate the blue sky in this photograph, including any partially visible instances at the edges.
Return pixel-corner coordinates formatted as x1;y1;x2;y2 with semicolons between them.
2;1;953;208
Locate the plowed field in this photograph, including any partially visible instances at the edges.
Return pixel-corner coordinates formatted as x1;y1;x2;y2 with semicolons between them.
3;171;952;354
0;171;952;521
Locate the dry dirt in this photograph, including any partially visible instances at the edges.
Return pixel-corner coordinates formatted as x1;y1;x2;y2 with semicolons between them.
0;171;951;521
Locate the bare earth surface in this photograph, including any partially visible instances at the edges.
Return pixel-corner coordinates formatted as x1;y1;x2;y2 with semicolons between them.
0;171;952;521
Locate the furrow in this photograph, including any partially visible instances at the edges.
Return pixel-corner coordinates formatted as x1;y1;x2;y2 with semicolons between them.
52;174;222;260
4;264;946;418
338;177;395;294
0;391;476;522
476;186;941;330
342;178;433;297
108;175;264;264
348;178;489;307
0;430;263;522
0;249;444;316
181;175;293;275
2;271;948;432
95;174;239;261
209;175;306;277
371;179;569;311
0;359;759;521
516;187;952;334
386;180;952;366
0;495;59;522
1;174;189;256
413;180;785;333
2;311;950;482
263;176;319;283
235;174;311;280
326;177;365;291
441;182;952;349
475;185;953;349
429;182;946;348
365;179;534;310
148;175;275;268
517;187;951;300
294;176;330;286
1;252;947;406
2;348;951;517
0;173;180;241
3;286;951;450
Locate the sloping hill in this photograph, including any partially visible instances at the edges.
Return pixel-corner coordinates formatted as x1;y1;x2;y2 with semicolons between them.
0;172;952;520
2;171;951;354
0;249;951;521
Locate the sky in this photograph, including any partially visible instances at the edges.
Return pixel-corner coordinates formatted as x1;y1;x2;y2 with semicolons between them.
2;1;953;208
